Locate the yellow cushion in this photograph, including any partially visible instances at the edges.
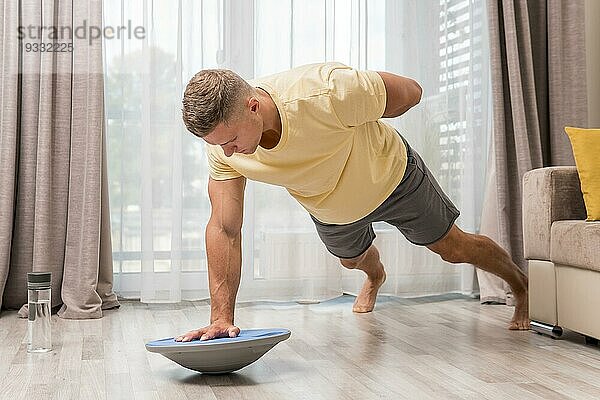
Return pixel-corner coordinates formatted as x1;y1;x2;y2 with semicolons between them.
565;127;600;221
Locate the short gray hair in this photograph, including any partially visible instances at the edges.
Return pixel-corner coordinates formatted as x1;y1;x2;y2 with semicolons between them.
182;69;254;137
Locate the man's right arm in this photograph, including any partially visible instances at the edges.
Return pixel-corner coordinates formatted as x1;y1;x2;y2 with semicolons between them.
206;176;246;326
176;176;246;342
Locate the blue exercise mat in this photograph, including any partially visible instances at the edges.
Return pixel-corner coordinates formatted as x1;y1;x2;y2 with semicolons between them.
145;328;291;374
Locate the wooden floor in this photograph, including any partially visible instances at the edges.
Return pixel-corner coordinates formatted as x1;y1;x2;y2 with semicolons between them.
1;294;600;400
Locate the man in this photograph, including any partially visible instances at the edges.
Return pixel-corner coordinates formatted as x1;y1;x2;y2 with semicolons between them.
176;62;529;342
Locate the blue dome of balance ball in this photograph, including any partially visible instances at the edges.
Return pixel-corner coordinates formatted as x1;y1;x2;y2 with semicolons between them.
145;328;291;374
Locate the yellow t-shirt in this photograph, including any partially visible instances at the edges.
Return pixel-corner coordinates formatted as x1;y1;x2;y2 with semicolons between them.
205;62;407;224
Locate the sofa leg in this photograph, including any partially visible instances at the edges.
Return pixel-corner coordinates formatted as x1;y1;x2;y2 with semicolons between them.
585;336;599;346
531;321;563;339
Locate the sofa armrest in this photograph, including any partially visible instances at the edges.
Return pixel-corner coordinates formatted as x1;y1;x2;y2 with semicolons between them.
522;166;586;260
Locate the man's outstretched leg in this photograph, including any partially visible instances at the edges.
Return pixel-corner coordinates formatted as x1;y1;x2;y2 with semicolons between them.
339;244;386;313
427;224;529;330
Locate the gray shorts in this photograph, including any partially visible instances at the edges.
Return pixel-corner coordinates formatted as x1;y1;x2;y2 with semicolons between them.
310;133;460;259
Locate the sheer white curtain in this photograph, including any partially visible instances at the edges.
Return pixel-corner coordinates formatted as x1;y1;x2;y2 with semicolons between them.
104;0;490;303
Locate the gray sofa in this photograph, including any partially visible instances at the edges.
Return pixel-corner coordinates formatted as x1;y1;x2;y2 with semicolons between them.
523;166;600;342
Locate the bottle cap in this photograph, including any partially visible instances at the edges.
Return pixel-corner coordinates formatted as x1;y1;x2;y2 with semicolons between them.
27;272;51;290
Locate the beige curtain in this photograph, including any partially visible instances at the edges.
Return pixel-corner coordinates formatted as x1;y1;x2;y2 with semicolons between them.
478;0;588;303
0;0;119;318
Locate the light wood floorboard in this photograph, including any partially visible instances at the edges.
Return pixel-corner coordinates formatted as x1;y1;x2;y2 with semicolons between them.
1;294;600;400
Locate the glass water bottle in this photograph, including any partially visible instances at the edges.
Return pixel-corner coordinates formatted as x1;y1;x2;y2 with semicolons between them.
27;272;52;353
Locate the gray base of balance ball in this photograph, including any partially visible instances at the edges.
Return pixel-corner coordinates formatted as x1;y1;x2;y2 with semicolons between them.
145;328;291;374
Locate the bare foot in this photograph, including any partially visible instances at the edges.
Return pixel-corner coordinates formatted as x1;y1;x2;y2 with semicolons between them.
353;267;386;313
509;276;530;330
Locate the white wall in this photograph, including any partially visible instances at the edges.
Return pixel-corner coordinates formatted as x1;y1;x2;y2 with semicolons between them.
586;0;600;127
